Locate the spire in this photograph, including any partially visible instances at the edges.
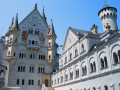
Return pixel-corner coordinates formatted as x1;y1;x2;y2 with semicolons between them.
12;13;19;29
103;1;110;8
42;7;47;22
35;3;37;10
49;19;56;35
9;17;14;29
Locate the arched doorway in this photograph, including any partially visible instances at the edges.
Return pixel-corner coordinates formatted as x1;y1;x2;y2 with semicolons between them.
45;79;49;87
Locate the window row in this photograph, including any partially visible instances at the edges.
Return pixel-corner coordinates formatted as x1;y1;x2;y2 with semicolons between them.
17;66;45;73
53;49;120;85
16;79;41;85
61;45;85;66
28;29;40;35
28;40;38;45
19;53;46;60
69;85;110;90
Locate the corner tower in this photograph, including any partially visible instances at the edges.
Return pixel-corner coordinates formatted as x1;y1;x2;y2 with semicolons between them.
5;14;20;63
47;19;57;67
98;2;118;32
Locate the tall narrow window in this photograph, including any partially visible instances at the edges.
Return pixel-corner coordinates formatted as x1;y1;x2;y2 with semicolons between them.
104;56;108;67
104;85;108;90
75;49;78;57
113;52;118;64
38;80;40;85
81;44;84;52
22;79;24;85
118;50;120;60
32;80;34;85
17;79;19;85
69;53;72;60
100;58;104;69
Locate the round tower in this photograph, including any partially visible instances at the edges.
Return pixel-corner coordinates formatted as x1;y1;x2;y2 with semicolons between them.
98;2;118;32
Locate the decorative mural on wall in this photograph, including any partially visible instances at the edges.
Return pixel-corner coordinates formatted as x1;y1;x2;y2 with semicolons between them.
40;32;45;43
22;31;28;42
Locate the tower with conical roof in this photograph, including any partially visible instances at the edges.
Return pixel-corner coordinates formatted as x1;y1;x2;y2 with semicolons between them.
47;19;57;67
98;1;118;32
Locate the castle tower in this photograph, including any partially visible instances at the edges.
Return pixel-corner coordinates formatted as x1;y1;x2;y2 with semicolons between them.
98;2;118;32
47;19;57;67
5;14;20;63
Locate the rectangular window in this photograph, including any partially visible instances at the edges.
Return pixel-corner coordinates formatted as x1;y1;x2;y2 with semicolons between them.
70;53;72;60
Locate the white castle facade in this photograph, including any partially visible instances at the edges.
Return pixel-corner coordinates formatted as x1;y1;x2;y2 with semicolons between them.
0;2;120;90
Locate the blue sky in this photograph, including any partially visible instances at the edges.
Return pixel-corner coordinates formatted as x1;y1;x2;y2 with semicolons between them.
0;0;120;54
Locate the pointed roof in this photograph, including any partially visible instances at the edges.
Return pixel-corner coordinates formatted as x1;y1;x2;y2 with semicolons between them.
9;17;14;29
103;1;110;8
49;19;56;36
12;13;19;29
19;4;49;30
42;8;47;22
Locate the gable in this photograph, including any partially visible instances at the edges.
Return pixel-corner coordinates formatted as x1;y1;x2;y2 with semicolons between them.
63;29;78;52
18;9;49;46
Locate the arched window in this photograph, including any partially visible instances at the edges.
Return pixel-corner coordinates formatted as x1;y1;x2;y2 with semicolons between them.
29;66;34;73
17;79;19;85
93;62;96;72
32;40;34;45
45;79;49;87
22;79;24;85
70;72;73;80
104;56;108;67
90;63;93;72
104;85;108;90
113;52;118;64
100;58;104;69
93;87;96;90
18;66;20;72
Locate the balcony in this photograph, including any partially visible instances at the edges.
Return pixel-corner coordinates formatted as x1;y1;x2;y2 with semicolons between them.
27;44;40;50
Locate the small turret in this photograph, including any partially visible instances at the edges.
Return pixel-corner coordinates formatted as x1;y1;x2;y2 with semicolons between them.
49;19;56;36
98;1;118;32
12;13;19;29
9;17;14;29
47;19;57;67
34;3;37;10
42;8;47;22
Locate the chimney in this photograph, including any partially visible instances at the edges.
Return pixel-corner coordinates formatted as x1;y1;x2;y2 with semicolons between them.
91;24;98;34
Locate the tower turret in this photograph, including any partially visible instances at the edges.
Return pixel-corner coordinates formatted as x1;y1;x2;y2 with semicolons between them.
47;19;57;67
42;8;47;23
5;14;20;63
98;2;118;32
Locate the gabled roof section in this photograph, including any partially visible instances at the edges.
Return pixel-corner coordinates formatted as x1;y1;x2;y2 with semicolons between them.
19;4;49;30
63;27;92;52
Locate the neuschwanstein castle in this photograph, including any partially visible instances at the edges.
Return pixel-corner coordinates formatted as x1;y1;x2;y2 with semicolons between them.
0;2;120;90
